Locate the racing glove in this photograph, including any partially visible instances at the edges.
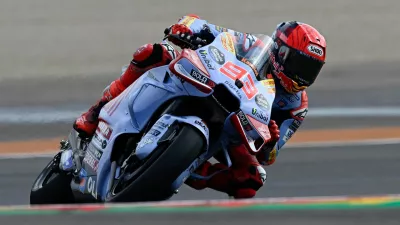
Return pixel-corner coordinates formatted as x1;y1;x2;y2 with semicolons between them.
164;24;206;49
268;119;280;143
256;119;280;165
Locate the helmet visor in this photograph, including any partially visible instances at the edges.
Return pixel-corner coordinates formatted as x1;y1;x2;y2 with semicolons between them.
283;48;324;86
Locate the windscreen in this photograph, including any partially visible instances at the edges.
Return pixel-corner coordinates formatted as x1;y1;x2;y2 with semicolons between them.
233;34;273;77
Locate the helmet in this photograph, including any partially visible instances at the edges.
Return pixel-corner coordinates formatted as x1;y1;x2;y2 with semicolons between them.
265;21;326;93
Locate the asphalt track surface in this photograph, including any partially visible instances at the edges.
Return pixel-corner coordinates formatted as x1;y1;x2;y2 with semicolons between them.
2;0;400;224
1;209;400;225
1;143;400;224
2;143;400;206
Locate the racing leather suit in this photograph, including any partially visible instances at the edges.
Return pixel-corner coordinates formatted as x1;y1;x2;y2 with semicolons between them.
73;14;308;199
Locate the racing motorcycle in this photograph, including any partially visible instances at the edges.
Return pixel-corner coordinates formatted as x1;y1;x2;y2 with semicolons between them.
29;31;276;204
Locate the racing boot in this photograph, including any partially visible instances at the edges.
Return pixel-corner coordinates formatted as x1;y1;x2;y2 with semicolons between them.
185;144;267;199
73;42;179;138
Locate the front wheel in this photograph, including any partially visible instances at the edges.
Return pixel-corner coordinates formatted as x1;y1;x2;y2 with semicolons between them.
106;124;205;202
29;153;75;205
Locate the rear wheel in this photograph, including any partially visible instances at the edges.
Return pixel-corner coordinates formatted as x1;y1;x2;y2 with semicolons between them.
29;153;75;205
106;124;205;202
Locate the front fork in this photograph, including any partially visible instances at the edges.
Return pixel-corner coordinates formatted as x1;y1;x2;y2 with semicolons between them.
173;112;249;187
168;116;237;191
132;113;221;191
58;130;89;176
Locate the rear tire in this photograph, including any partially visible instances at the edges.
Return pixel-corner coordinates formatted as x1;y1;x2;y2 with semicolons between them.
106;124;205;202
30;155;75;205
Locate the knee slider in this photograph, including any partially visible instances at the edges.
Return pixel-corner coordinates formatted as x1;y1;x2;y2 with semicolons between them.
256;165;267;184
235;165;266;192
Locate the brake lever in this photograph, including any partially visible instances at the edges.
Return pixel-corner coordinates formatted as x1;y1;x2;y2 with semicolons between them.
163;33;207;50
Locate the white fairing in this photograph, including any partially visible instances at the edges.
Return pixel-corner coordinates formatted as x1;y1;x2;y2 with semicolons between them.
94;65;188;194
74;32;278;201
135;114;209;160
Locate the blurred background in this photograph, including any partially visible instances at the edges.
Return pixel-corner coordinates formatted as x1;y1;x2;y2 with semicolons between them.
0;0;400;222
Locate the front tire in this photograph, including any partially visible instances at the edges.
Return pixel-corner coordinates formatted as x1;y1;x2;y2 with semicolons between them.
106;124;205;202
30;154;75;205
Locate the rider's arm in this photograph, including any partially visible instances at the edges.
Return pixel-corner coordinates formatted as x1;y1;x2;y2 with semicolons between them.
258;91;309;165
176;14;247;42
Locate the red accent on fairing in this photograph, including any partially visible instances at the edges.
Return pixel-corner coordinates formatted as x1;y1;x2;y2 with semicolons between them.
96;119;113;140
169;49;214;94
247;115;271;140
230;114;255;154
219;61;258;99
182;49;209;76
230;113;264;155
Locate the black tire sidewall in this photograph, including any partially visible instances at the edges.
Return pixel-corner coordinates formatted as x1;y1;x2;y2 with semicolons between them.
30;159;75;204
106;124;205;202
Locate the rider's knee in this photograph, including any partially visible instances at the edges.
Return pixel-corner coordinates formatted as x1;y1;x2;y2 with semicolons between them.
256;165;267;184
246;165;267;188
234;188;257;199
232;165;266;199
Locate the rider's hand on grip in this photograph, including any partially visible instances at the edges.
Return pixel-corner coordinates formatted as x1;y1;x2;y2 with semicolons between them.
256;120;280;165
165;24;193;48
164;24;207;50
268;120;280;143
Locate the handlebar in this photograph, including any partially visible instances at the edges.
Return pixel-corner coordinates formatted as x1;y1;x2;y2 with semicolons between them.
163;28;207;50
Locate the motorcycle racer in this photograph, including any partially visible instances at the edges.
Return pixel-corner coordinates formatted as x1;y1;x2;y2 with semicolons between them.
70;14;326;199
